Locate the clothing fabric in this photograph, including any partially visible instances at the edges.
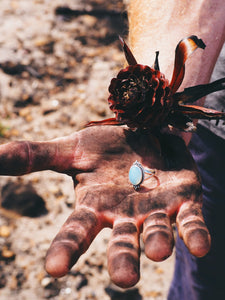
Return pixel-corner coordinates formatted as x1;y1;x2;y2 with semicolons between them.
168;124;225;300
199;43;225;139
168;42;225;299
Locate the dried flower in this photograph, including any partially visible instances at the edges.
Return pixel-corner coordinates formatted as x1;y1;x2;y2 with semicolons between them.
108;64;171;129
87;36;225;131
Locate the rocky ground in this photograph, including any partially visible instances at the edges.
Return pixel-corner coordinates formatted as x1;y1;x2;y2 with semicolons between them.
0;1;174;299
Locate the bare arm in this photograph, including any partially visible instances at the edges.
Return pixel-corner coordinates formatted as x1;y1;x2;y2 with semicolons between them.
128;0;225;85
128;0;225;142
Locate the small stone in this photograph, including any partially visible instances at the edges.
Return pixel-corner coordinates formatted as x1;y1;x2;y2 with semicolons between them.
61;287;72;295
129;163;143;186
25;114;33;122
41;277;52;287
42;99;59;115
1;247;15;259
34;37;55;54
19;107;31;118
82;15;97;27
0;225;11;238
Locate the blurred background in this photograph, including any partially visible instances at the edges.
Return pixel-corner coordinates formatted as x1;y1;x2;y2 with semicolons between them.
0;1;174;299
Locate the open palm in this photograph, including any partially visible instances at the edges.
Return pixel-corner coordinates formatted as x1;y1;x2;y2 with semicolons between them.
0;126;210;288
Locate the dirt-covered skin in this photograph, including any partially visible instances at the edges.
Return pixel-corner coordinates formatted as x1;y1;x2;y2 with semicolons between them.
0;126;210;288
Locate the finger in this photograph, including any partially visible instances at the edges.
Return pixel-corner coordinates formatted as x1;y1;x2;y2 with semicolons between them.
0;134;77;175
107;221;140;288
176;201;211;257
143;211;174;261
45;208;102;278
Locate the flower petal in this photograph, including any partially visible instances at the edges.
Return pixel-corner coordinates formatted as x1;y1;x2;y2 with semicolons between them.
173;77;225;103
170;36;206;93
177;104;225;120
153;51;160;71
119;36;138;66
86;118;125;127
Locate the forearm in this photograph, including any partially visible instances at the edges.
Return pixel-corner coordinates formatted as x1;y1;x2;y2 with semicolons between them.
128;0;225;142
128;0;225;88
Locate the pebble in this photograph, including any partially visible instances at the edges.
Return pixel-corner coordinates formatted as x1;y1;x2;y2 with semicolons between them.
34;37;55;54
19;107;31;118
41;277;52;287
60;287;72;295
1;247;15;259
42;99;59;115
0;225;11;238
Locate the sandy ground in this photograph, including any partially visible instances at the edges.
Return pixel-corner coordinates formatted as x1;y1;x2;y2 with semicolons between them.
0;1;174;299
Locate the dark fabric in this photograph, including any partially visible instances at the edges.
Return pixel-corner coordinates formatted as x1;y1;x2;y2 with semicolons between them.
168;124;225;300
199;43;225;139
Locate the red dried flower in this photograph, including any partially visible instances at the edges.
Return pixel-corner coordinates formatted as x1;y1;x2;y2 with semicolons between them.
87;36;225;131
108;64;171;129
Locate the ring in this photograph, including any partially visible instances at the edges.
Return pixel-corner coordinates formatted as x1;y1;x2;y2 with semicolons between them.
129;160;155;190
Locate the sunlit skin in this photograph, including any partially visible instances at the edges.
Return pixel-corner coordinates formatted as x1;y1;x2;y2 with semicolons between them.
0;126;211;288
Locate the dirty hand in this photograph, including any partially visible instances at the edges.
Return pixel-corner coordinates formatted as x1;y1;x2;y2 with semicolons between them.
0;126;210;288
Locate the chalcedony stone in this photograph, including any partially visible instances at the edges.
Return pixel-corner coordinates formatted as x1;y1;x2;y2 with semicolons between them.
129;162;144;187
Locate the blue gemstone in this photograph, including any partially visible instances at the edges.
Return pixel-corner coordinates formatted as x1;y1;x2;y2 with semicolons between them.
129;164;143;186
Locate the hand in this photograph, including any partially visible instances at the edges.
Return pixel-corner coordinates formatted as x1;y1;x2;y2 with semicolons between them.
0;126;210;288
